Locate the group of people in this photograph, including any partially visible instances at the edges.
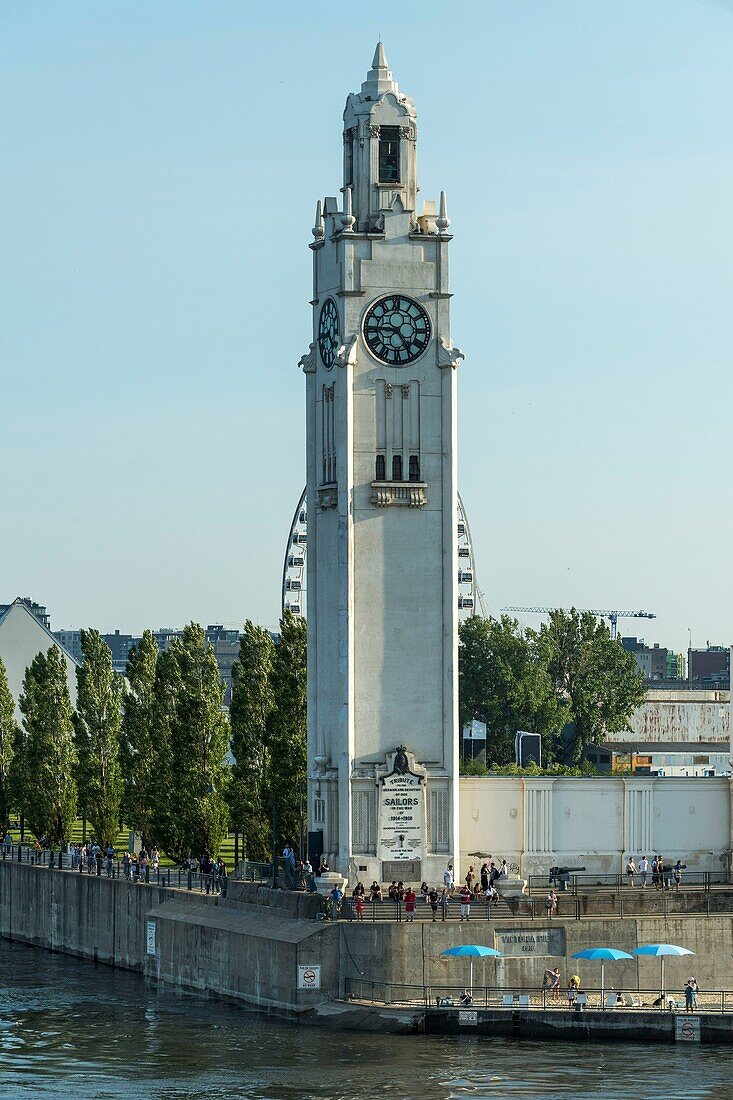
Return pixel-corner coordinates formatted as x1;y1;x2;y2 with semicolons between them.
322;859;512;922
625;856;686;889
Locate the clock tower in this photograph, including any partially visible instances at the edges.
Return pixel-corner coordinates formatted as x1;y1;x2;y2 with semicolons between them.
301;44;463;885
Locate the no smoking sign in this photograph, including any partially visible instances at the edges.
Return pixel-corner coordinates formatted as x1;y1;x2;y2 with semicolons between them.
297;964;321;990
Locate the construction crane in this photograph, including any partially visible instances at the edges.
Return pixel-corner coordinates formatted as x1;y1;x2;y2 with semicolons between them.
501;607;656;641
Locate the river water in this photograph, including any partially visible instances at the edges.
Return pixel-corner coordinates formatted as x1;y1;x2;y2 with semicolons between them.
1;939;732;1100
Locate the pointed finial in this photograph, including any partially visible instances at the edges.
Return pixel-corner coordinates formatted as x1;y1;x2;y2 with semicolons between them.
437;190;450;233
372;41;388;70
341;187;355;232
312;199;324;240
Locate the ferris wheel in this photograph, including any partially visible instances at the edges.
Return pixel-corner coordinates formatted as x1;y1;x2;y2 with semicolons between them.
282;488;485;620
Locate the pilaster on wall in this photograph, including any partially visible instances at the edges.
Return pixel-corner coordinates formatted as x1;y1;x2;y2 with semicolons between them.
522;779;556;877
623;779;655;858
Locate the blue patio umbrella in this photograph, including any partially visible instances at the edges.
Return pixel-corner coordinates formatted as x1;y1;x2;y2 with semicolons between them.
632;944;694;999
571;947;633;1004
441;944;502;993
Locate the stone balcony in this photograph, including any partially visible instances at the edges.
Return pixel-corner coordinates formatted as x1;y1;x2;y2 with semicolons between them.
370;481;427;508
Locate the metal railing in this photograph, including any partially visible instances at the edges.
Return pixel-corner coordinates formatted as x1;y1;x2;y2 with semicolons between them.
527;871;733;895
0;844;228;896
322;890;733;922
233;859;274;885
345;978;733;1014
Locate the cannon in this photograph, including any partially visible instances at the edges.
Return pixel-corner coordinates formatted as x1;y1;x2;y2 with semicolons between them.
549;865;586;891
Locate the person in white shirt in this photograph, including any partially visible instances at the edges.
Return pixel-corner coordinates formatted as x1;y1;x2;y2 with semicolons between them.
638;855;649;888
443;864;455;896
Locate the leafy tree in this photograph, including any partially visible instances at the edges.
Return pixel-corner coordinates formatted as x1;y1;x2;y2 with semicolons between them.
16;648;77;845
120;630;160;847
531;609;645;764
155;625;230;861
74;630;124;846
229;621;275;861
0;658;17;829
459;615;569;765
266;611;307;856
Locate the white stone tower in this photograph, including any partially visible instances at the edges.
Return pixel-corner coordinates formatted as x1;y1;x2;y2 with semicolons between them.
301;44;463;885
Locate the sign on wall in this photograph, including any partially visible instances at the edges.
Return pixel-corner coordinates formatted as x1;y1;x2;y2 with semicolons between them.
675;1017;701;1042
494;928;566;957
377;747;426;864
297;965;321;990
146;920;156;956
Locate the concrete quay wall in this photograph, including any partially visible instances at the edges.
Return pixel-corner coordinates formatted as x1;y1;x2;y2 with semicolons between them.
338;915;733;994
3;861;733;1026
0;862;337;1014
0;858;171;969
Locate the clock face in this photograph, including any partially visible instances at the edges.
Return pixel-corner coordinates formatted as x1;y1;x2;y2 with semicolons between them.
363;295;431;366
318;299;340;369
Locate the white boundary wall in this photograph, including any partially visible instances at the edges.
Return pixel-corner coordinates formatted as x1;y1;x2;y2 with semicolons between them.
459;776;733;877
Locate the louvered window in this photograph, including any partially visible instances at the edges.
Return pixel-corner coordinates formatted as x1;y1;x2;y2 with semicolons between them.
428;787;449;853
352;789;376;854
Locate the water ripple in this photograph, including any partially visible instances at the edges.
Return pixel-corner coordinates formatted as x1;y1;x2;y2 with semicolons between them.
0;941;731;1100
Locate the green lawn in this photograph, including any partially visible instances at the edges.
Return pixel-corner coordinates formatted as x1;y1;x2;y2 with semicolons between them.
6;816;241;869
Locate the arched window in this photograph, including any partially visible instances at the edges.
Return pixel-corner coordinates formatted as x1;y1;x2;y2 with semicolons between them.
408;455;420;482
392;454;403;481
375;454;386;481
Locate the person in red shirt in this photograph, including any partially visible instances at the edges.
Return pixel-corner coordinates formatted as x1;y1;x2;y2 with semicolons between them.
459;883;472;921
404;886;417;922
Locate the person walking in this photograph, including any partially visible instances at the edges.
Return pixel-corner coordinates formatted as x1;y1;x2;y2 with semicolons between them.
465;865;475;891
625;856;637;887
459;883;472;921
443;864;455;897
673;859;684;889
404;886;417;923
428;886;439;922
638;855;649;888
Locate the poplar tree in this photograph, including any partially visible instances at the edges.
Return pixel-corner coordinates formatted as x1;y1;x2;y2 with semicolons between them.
0;658;17;829
74;630;123;846
156;624;230;861
121;630;160;847
17;648;77;845
229;621;275;861
266;611;307;856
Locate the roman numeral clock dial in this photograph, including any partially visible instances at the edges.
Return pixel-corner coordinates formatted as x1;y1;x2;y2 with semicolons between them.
363;295;431;365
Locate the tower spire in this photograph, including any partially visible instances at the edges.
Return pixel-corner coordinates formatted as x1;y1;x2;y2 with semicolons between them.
371;41;388;70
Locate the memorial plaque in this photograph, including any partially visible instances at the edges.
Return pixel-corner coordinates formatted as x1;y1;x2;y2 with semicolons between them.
382;859;421;881
377;746;426;866
494;927;566;957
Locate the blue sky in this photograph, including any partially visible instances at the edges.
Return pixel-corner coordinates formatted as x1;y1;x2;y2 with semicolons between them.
2;1;731;652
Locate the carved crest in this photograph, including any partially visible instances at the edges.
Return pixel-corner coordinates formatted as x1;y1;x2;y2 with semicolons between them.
299;342;317;374
335;333;358;370
437;337;465;370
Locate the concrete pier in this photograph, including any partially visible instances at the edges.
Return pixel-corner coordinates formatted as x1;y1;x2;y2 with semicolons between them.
2;860;733;1043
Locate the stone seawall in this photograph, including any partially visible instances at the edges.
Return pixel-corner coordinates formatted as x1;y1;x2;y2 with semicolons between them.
338;915;733;994
2;861;733;1026
0;861;338;1014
